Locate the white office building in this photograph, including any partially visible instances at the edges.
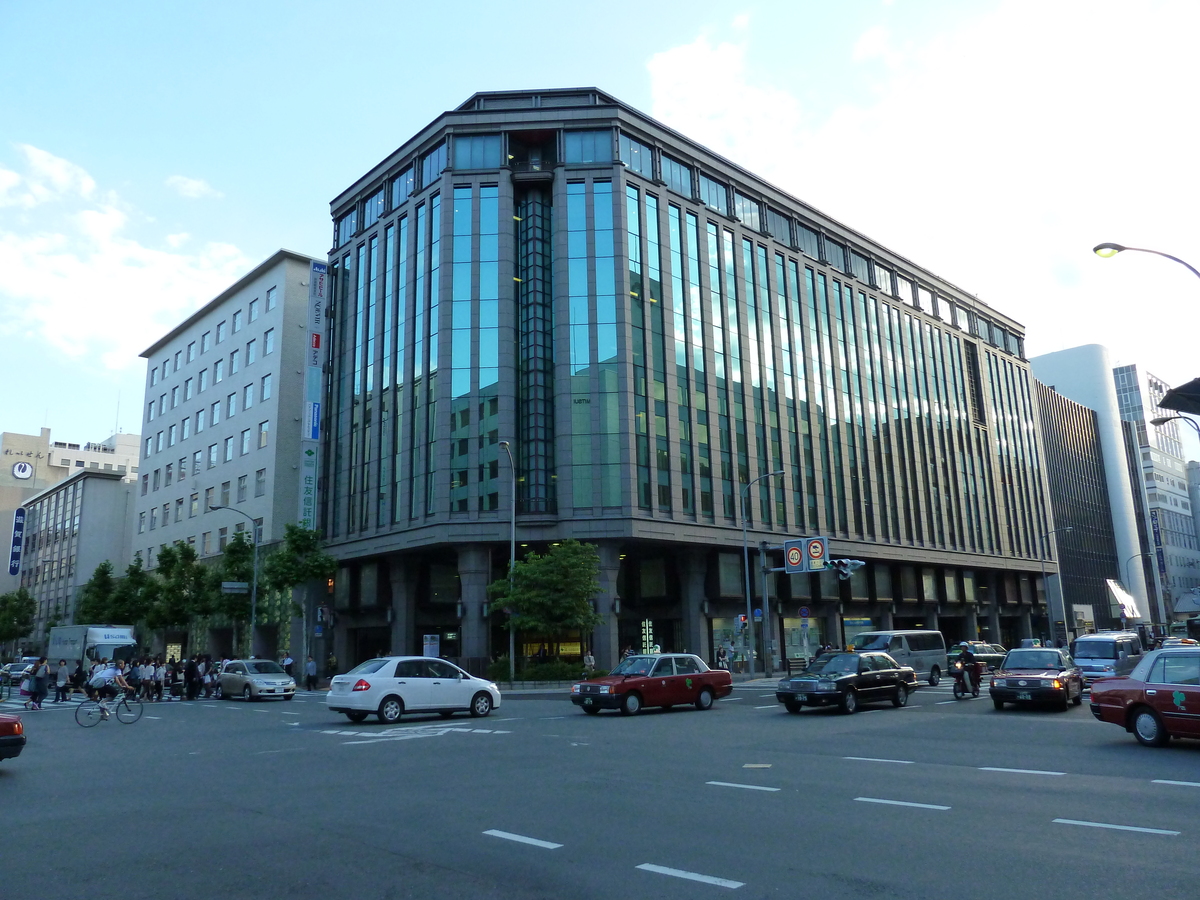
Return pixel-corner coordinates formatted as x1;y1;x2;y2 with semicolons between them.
134;250;321;568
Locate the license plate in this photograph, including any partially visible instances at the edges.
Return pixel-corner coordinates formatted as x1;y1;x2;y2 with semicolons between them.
1017;691;1031;701
583;698;593;706
796;694;807;701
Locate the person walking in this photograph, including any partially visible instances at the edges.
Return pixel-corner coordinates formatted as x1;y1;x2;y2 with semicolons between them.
304;656;318;691
281;652;294;678
184;655;201;701
53;659;70;702
716;646;729;671
583;648;595;677
25;658;50;710
325;652;338;679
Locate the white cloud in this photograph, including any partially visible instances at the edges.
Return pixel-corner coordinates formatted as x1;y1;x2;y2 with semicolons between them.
0;146;249;370
646;2;1200;387
165;174;222;199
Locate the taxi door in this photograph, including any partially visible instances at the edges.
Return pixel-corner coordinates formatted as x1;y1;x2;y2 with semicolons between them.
1148;652;1200;737
642;657;676;706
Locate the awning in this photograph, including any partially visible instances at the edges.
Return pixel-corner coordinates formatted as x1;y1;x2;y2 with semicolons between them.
1159;377;1200;416
1106;579;1142;619
1173;590;1200;615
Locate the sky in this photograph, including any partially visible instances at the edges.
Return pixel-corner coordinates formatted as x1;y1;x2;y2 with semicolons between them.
1;0;1199;456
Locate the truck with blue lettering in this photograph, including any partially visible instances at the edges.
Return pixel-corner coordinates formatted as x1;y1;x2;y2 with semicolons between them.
47;625;138;666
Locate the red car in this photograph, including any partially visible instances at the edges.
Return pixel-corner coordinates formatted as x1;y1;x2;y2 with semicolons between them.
1089;646;1200;746
0;713;25;762
570;653;734;715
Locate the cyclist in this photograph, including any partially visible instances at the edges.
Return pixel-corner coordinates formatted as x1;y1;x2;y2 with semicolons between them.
88;660;133;719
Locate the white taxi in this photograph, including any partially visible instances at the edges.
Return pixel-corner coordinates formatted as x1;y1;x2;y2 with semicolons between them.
325;656;501;724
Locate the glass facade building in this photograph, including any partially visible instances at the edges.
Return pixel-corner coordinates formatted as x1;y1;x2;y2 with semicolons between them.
321;89;1056;670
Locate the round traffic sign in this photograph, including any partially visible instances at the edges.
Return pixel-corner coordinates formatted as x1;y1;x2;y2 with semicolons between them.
807;539;824;559
786;546;803;568
799;606;810;618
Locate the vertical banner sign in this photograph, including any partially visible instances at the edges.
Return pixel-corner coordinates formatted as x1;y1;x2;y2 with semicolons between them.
1149;509;1169;590
300;261;328;529
8;507;26;576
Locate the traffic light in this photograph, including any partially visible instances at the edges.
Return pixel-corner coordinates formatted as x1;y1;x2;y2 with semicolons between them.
735;614;748;634
831;558;866;580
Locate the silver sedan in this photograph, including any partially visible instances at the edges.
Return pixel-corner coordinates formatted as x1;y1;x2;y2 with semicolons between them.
219;659;296;701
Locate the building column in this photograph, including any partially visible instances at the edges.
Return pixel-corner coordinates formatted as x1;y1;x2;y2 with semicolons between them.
388;556;416;658
679;549;708;661
1019;607;1033;641
926;608;939;632
592;542;622;670
878;605;894;630
458;545;491;662
964;605;978;640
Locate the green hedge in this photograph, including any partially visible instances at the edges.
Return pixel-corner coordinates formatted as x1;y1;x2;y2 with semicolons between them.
487;656;595;683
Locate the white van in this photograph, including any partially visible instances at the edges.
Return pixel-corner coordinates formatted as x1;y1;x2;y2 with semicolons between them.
1070;631;1144;685
851;630;948;685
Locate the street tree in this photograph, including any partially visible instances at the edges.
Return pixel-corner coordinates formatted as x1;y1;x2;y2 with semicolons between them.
487;539;602;655
0;587;36;651
75;560;117;623
149;544;216;631
261;523;338;612
110;557;160;626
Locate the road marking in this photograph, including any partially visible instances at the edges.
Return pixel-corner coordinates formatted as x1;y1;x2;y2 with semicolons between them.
753;705;776;709
980;767;1064;776
720;697;744;701
1152;780;1200;788
844;756;914;765
759;694;775;697
706;781;781;792
936;700;958;705
539;716;565;720
483;829;562;849
1053;818;1179;836
255;747;304;755
855;797;950;810
252;710;270;713
144;716;162;720
743;764;772;768
636;863;743;889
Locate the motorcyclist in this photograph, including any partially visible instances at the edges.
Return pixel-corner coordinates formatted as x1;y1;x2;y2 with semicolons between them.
956;642;977;693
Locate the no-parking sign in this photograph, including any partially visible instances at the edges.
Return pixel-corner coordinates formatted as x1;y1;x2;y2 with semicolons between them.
784;537;828;573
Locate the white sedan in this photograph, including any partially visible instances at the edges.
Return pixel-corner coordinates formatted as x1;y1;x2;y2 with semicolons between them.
325;656;502;724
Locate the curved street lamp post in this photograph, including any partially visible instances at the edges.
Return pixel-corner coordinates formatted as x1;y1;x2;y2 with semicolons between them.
210;505;259;659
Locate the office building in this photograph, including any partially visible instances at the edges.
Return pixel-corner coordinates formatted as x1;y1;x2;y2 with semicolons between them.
2;428;139;594
16;469;135;651
320;88;1058;668
134;249;322;652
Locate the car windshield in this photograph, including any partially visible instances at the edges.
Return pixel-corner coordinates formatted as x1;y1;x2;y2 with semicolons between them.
347;659;391;675
610;657;656;676
246;661;285;675
1004;651;1062;669
1072;641;1117;659
802;654;860;676
852;634;890;651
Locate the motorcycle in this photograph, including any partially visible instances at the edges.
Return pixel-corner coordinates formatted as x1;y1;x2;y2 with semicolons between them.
951;659;985;699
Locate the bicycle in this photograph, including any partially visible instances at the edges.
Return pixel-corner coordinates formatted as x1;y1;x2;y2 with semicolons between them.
75;690;143;727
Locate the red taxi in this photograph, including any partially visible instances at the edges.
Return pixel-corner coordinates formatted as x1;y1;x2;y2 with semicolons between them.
1090;646;1200;747
570;653;733;715
0;713;25;762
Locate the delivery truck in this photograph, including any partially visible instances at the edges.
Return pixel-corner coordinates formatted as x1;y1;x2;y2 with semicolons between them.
47;625;138;666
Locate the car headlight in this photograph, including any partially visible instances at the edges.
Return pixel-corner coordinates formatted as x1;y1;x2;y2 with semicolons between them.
599;685;612;694
777;681;791;691
488;682;499;692
1101;666;1115;672
818;682;838;691
251;678;267;685
1051;679;1063;690
571;684;581;693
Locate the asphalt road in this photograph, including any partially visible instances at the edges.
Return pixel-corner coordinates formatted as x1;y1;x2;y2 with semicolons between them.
2;680;1198;900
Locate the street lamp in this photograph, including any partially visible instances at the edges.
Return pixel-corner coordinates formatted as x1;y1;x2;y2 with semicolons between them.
1037;525;1073;645
210;505;259;658
1150;415;1200;440
498;441;517;684
742;470;784;676
1092;243;1200;281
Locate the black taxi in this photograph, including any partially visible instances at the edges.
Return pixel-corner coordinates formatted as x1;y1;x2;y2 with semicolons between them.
776;651;918;714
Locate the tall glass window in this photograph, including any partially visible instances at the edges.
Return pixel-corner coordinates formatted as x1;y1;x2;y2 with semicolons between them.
420;143;446;188
699;174;729;215
453;134;501;169
619;133;654;178
391;166;414;208
662;155;692;196
362;189;384;230
564;131;611;164
734;192;761;232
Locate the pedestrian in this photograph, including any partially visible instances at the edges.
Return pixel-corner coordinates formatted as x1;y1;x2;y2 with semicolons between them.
281;652;294;678
184;655;201;701
54;659;70;702
716;646;729;671
325;652;338;678
583;648;595;676
72;659;86;698
304;656;318;691
622;645;634;660
26;657;50;710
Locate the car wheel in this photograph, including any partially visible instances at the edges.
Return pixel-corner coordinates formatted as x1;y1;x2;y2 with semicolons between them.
213;685;223;700
242;686;253;702
892;685;909;708
345;711;368;723
378;696;404;724
784;701;801;714
582;705;601;715
619;692;642;716
1071;682;1083;706
1060;689;1071;712
840;690;858;715
928;667;941;687
992;698;1004;711
695;688;714;711
470;692;493;718
1132;706;1169;747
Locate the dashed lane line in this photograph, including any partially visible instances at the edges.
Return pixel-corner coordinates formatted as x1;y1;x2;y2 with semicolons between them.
980;767;1064;776
706;781;781;792
855;797;950;811
637;863;743;890
844;756;914;765
1152;780;1200;788
483;829;562;849
1053;818;1179;836
753;705;776;709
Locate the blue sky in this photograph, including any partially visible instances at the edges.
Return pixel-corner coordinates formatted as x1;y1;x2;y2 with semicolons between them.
1;0;1198;457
